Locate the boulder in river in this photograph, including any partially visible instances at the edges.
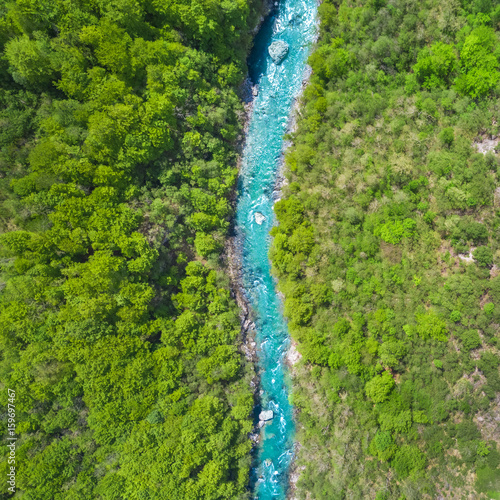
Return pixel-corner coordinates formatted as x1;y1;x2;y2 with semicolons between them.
259;409;274;421
268;40;289;64
254;212;266;225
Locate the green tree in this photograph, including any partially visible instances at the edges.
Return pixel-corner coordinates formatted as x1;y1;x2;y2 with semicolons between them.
416;312;448;341
392;445;426;478
473;246;493;267
455;26;500;98
5;33;55;87
413;42;458;89
365;371;395;403
194;232;222;257
460;329;481;351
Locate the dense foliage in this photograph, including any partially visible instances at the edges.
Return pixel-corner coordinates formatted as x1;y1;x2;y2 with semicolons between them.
271;0;500;498
0;1;264;498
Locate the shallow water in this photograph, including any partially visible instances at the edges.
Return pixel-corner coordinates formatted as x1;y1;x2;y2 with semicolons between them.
234;0;317;497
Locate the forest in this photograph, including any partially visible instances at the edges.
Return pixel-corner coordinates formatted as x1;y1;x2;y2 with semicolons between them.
2;0;500;498
272;0;500;498
0;1;265;498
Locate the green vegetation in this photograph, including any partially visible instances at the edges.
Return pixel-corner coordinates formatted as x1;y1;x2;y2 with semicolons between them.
272;0;500;498
0;1;264;498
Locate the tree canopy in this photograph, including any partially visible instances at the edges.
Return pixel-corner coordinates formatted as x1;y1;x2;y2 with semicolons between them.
0;0;265;497
272;0;500;497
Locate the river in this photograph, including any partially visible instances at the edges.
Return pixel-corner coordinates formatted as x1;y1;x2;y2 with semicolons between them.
234;0;317;497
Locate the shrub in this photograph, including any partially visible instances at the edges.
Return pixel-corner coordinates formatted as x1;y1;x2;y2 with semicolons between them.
477;441;491;457
416;312;448;341
365;371;395;403
413;42;458;89
423;211;436;224
146;410;164;424
455;26;500;98
439;127;455;146
376;218;417;244
473;246;493;267
194;232;221;257
461;329;481;351
457;220;488;244
484;303;494;315
370;431;397;461
392;445;427;478
476;466;500;495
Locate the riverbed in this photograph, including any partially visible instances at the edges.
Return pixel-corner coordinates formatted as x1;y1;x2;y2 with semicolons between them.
234;0;317;497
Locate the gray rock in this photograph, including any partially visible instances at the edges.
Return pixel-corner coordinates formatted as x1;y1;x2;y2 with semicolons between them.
259;409;274;421
268;40;289;64
254;212;266;225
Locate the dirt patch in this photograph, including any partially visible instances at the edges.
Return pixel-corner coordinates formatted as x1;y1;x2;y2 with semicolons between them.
288;464;305;500
475;395;500;447
474;136;499;154
286;341;302;369
461;367;488;391
490;264;499;278
381;241;402;264
458;248;476;264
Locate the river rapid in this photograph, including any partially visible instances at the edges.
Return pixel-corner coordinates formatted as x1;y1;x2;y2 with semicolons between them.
234;0;317;497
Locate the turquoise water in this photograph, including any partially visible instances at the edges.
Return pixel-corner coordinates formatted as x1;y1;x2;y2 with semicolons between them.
235;0;317;498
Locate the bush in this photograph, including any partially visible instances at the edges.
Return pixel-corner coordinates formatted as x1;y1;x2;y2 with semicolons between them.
392;445;427;478
416;312;448;341
365;371;395;403
476;466;500;495
376;218;417;244
413;42;458;89
455;26;500;98
439;127;454;146
369;431;397;461
146;410;164;424
461;330;481;351
423;211;436;224
194;232;221;257
420;97;438;117
484;303;494;315
477;441;491;457
473;246;493;267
